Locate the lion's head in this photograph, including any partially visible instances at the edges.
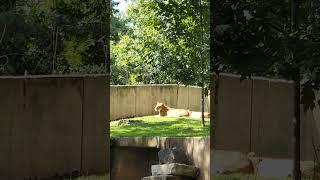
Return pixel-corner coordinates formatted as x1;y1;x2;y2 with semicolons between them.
154;102;166;112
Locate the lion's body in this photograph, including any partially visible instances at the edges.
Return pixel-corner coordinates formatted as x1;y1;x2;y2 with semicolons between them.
166;108;190;117
220;160;254;175
219;152;262;175
154;102;189;117
154;102;211;119
189;111;210;118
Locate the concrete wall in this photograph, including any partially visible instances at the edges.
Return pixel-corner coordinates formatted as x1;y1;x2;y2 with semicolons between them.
159;137;210;180
110;85;210;120
111;137;210;180
0;75;109;180
212;73;320;160
111;147;159;180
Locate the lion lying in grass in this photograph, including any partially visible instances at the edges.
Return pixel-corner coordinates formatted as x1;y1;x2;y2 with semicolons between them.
154;102;210;118
218;152;263;175
154;102;189;117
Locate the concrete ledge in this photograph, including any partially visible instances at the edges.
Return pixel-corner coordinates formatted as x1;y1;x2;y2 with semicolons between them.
114;137;210;148
115;137;159;148
151;163;199;178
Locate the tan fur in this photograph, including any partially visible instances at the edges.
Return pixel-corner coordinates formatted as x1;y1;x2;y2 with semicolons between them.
188;111;210;118
219;152;262;175
154;102;189;117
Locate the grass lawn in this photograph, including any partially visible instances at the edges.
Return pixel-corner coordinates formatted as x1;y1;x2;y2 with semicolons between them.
110;116;210;137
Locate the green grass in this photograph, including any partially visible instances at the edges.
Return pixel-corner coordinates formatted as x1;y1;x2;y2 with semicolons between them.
110;116;210;137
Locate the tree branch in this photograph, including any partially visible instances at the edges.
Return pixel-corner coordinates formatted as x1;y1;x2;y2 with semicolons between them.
0;55;9;67
0;24;7;45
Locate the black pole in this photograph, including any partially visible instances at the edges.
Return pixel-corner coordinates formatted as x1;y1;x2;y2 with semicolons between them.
209;0;218;151
291;0;301;179
199;0;205;127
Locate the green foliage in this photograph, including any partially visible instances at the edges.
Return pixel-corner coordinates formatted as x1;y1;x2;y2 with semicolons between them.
0;0;127;75
111;1;129;42
214;0;320;110
111;0;210;86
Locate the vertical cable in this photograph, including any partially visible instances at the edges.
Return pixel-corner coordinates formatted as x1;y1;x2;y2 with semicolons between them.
199;0;205;126
249;79;254;152
80;78;85;173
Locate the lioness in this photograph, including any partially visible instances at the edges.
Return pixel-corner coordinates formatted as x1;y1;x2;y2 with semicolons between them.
154;102;189;117
219;152;263;175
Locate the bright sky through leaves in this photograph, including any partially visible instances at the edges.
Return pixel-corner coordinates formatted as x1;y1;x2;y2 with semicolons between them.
114;0;128;14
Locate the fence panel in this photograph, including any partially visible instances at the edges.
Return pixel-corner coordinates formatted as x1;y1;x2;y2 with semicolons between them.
214;74;252;153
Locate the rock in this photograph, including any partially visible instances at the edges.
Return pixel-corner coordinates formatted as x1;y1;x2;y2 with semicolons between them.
158;147;188;164
117;119;144;126
151;163;199;178
141;175;192;180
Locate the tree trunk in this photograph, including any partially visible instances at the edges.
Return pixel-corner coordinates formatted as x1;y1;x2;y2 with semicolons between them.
52;0;58;74
293;76;301;180
102;0;110;74
291;0;301;179
209;0;217;145
212;73;219;148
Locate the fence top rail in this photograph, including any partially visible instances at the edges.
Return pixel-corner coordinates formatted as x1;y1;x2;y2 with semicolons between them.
0;74;110;79
111;84;202;88
219;73;294;83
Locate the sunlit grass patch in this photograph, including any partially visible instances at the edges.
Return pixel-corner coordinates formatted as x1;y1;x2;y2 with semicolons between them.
110;116;210;137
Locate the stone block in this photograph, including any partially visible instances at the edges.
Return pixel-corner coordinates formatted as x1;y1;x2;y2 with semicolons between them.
142;175;192;180
151;163;199;178
158;147;188;164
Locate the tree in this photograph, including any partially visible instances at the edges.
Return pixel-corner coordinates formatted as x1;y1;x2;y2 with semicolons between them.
111;0;210;87
291;0;301;179
0;0;116;75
